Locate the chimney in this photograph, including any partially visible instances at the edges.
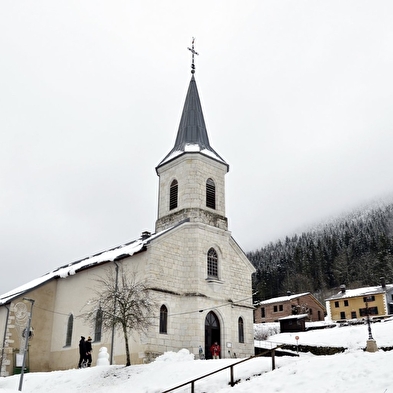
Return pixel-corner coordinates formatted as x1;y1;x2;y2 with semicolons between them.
381;277;386;289
141;231;151;240
340;285;346;294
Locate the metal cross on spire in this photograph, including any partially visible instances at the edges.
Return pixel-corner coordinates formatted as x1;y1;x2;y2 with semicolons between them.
187;37;199;74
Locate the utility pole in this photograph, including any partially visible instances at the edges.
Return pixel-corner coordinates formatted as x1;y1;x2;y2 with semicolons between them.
18;298;34;391
110;261;119;365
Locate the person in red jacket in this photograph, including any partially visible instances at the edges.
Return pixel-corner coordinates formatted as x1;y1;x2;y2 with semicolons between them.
210;342;220;359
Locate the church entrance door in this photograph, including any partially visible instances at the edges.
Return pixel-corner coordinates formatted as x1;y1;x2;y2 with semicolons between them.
205;311;220;359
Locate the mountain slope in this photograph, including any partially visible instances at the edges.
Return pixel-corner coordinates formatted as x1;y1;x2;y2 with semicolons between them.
248;201;393;302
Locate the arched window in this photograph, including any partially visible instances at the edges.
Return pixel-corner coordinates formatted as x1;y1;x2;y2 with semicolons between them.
238;317;244;343
207;248;218;278
94;308;103;342
170;180;178;210
206;178;216;209
65;314;73;347
159;305;168;334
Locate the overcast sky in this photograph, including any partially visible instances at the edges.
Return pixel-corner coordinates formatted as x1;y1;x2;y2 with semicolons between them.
1;1;393;294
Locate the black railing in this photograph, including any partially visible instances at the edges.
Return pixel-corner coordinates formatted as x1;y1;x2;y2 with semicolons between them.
162;346;281;393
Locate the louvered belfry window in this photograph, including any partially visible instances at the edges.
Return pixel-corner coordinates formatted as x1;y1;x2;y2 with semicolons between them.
207;248;218;278
206;178;216;209
169;179;178;210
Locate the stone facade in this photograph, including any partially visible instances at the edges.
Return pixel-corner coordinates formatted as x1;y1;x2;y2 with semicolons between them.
145;222;255;358
0;281;57;375
156;153;228;232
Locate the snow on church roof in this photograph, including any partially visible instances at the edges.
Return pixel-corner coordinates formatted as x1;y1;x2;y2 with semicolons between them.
159;143;227;167
0;228;172;306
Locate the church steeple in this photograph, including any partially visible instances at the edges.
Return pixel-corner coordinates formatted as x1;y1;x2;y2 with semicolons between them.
155;40;229;233
157;39;227;170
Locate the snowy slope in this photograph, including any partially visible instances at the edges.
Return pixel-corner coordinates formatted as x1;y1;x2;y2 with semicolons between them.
0;320;392;393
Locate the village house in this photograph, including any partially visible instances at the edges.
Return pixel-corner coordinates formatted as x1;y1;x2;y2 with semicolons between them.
254;292;326;324
325;279;393;322
0;55;256;375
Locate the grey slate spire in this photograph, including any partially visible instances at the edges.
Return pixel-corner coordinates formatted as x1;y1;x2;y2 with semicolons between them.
157;75;228;169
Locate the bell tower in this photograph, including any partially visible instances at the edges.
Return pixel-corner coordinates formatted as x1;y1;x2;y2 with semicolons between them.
155;39;229;233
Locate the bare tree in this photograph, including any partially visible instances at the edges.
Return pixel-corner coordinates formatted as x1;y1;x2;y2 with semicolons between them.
84;266;156;366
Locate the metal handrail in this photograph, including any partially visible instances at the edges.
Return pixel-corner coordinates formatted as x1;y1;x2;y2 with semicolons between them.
162;346;281;393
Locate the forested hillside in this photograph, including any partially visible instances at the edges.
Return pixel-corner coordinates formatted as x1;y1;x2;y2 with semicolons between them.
248;202;393;303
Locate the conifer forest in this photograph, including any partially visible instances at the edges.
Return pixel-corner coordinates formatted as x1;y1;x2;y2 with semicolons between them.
247;202;393;303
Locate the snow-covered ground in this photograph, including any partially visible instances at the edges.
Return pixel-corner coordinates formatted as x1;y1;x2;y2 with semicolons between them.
1;320;392;393
256;317;393;349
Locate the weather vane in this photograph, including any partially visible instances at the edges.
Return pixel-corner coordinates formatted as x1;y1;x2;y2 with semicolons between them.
187;37;199;74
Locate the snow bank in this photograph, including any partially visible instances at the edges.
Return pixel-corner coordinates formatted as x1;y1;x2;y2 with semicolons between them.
154;348;195;362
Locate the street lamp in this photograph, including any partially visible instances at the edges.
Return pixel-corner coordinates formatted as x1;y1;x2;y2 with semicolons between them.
365;302;373;340
365;300;378;352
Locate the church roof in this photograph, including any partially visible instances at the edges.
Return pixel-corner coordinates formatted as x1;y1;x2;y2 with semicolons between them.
0;226;175;306
157;75;228;170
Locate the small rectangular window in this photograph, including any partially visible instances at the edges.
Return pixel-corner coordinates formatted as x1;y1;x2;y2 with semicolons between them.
363;295;375;302
273;305;278;312
359;307;378;316
344;300;349;307
334;301;339;308
279;305;283;311
261;307;265;318
340;311;346;319
351;311;357;319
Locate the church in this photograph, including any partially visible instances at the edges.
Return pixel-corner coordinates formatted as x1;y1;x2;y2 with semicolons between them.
0;47;256;375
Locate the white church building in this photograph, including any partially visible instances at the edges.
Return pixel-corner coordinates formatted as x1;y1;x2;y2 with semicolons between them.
0;59;256;375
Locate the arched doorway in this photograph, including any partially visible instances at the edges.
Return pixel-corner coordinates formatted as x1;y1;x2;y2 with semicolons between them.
205;311;221;359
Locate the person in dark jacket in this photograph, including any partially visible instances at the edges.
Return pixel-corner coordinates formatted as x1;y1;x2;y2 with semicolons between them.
85;336;93;367
78;336;86;368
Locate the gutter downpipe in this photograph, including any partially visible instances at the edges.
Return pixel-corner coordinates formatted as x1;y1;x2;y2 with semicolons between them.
110;261;119;365
0;304;10;376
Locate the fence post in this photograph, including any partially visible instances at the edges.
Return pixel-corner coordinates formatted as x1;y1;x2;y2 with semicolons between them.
230;365;235;386
271;349;276;370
